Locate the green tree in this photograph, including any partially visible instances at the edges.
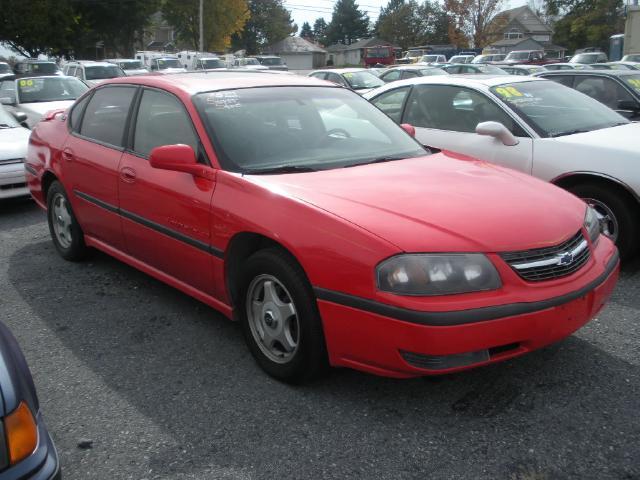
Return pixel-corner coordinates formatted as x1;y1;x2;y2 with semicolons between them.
313;17;329;44
547;0;623;51
325;0;370;46
163;0;249;51
375;0;451;49
231;0;296;54
300;22;314;39
0;0;77;57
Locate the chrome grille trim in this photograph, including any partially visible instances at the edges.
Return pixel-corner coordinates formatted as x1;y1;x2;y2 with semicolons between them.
501;231;590;282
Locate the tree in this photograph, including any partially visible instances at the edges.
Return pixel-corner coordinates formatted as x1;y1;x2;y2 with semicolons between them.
375;0;451;49
300;22;314;40
313;18;328;45
163;0;249;51
547;0;623;51
444;0;503;47
231;0;296;54
0;0;77;57
325;0;370;46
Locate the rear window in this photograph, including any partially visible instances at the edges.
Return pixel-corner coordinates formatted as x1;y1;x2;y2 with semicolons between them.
85;65;125;80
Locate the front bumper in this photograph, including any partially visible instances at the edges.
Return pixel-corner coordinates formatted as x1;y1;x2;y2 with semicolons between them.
0;165;29;200
317;250;619;378
0;413;60;480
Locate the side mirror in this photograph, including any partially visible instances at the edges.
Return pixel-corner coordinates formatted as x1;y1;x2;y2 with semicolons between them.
476;121;519;146
618;99;640;112
0;94;16;106
11;111;28;126
400;123;416;137
149;144;215;180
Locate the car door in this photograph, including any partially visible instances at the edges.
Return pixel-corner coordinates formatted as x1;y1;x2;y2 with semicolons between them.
118;87;216;295
63;85;137;251
400;84;534;173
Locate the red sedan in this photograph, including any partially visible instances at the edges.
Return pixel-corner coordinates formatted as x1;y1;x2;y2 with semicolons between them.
25;72;619;383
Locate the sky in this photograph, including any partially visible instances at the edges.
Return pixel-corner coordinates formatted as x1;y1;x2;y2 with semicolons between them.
286;0;529;31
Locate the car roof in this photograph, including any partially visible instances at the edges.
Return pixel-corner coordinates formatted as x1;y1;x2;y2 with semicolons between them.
311;68;368;74
102;71;337;95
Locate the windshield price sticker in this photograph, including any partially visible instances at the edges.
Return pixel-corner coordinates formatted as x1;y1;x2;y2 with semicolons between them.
206;91;241;109
628;79;640;91
495;86;524;98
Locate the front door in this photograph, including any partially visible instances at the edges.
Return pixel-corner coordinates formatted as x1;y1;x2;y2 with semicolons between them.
118;87;216;295
401;84;534;174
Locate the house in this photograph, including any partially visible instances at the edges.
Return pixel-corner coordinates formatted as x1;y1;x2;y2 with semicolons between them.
138;12;177;52
262;37;327;70
486;6;566;58
326;37;399;67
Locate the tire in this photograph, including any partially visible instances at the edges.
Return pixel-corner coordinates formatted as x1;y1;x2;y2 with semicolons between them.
238;248;328;383
568;182;639;260
46;181;88;261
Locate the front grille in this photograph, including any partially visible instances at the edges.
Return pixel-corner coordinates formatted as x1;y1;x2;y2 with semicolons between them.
0;158;24;166
500;230;590;282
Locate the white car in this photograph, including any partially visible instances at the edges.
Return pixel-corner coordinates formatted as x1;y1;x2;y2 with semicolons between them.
0;62;12;80
105;59;149;76
232;57;268;70
365;75;640;258
0;106;30;199
62;61;126;86
0;76;89;127
308;68;385;95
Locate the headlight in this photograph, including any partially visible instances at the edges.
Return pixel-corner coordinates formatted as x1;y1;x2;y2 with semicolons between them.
584;206;600;244
376;254;501;296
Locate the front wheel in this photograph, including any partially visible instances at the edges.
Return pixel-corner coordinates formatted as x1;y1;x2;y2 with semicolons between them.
568;182;639;260
238;249;328;383
46;181;88;261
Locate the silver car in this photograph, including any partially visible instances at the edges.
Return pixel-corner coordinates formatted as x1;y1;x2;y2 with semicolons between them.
0;106;30;199
0;76;88;128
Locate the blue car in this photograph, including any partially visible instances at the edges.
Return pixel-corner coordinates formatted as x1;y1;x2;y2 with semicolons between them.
0;321;60;479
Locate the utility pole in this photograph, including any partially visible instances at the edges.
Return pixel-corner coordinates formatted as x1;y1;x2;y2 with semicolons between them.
199;0;204;52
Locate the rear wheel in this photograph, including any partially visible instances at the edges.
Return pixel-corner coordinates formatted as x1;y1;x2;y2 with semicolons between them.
46;181;87;261
238;248;328;383
568;182;639;259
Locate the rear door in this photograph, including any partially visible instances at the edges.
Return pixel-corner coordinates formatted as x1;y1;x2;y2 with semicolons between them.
63;85;137;251
400;84;534;173
118;87;216;295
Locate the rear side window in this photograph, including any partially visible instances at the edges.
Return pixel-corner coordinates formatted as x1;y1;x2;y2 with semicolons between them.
133;89;198;157
69;95;91;131
546;75;574;87
80;86;136;147
370;86;411;123
380;69;401;82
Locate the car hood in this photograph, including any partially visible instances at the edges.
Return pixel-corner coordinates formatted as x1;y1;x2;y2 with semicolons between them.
19;100;75;126
249;153;585;253
551;122;640;155
0;127;30;160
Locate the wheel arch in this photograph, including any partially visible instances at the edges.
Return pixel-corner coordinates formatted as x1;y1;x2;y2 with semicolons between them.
552;171;640;206
41;170;59;204
224;232;311;316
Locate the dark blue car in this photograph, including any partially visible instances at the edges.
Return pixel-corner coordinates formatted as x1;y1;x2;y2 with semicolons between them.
0;321;59;479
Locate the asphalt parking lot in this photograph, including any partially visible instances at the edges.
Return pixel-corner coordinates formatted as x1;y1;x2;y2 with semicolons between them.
1;197;639;480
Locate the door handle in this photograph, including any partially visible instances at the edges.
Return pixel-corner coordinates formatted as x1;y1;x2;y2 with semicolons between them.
120;167;137;183
62;148;74;161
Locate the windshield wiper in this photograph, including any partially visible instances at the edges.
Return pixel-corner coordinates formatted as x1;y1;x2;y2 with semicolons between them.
344;155;411;168
549;128;593;137
242;165;317;175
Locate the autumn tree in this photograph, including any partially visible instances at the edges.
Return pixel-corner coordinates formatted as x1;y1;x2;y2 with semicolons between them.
231;0;296;54
444;0;503;47
313;18;329;45
547;0;624;51
163;0;249;51
325;0;370;45
300;22;314;40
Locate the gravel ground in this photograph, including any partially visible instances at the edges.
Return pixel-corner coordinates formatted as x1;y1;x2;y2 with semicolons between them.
1;197;638;480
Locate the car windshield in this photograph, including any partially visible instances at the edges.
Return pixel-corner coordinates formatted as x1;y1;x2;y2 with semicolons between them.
478;65;507;73
194;86;426;173
245;58;260;65
420;68;447;76
157;59;181;69
0;106;19;128
490;80;628;137
259;57;283;65
621;75;640;94
17;77;88;103
85;65;124;80
29;62;59;74
119;61;143;70
342;71;384;89
571;53;600;64
0;64;10;74
421;55;440;62
506;52;531;60
201;59;225;68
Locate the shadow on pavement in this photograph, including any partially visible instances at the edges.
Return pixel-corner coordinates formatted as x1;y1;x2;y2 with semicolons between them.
0;197;44;230
8;241;640;480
